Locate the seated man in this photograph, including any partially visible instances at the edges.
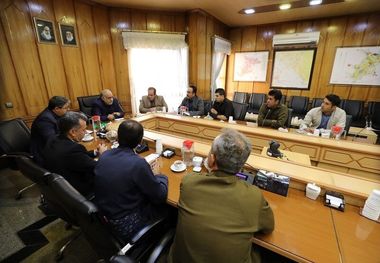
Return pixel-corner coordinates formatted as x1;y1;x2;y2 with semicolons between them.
178;85;204;116
139;87;168;113
43;112;107;196
210;88;234;120
94;120;168;242
31;96;70;165
300;94;346;132
257;89;288;128
168;128;274;263
92;89;125;121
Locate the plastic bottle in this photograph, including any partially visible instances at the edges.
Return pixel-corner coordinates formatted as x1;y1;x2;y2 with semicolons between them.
182;140;194;166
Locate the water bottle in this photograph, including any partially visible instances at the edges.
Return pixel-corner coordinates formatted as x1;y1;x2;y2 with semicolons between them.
182;140;194;167
156;138;163;154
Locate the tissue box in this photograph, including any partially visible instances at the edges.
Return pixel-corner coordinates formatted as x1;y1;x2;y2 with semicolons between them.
306;183;321;200
145;153;160;174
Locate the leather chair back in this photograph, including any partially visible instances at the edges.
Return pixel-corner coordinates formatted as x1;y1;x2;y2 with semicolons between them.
248;93;266;114
367;101;380;129
203;100;212;116
280;95;287;105
232;102;248;121
0;118;31;155
77;95;99;117
233;92;249;104
311;98;324;109
49;173;122;259
344;115;353;136
16;155;50;184
286;108;293;128
340;100;364;121
288;96;309;117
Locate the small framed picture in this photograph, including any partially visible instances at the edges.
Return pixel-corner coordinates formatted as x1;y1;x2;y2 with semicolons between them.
33;17;57;44
58;23;78;47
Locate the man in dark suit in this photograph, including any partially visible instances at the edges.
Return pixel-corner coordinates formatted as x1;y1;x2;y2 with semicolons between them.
210;88;234;120
178;85;204;116
94;120;168;242
43;112;107;196
92;89;125;121
31;96;70;165
168;129;274;263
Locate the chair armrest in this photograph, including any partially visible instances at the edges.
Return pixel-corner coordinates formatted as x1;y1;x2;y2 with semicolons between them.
109;255;136;263
146;229;175;263
1;152;33;159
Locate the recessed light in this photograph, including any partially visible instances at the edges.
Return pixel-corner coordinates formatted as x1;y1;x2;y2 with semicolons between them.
279;3;291;10
309;0;322;6
243;8;255;14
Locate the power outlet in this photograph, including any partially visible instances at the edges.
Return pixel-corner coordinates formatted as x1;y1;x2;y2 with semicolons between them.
5;102;13;108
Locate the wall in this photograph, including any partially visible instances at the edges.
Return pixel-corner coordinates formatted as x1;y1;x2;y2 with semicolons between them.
0;0;186;121
226;12;380;103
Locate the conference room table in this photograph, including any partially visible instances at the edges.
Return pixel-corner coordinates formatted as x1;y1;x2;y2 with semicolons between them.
82;116;380;263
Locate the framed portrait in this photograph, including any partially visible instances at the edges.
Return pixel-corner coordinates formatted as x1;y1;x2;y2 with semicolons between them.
270;48;316;90
330;46;380;86
59;23;78;47
33;17;57;44
233;51;269;82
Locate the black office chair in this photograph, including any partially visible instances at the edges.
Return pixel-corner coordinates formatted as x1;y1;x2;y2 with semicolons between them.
0;118;35;199
232;102;248;121
311;98;324;109
49;173;171;261
203;100;212;116
344;115;353;138
340;99;365;127
288;96;309;118
280;95;287;105
248;93;266;114
367;101;380;131
233;92;249;104
286;108;293;128
77;95;99;117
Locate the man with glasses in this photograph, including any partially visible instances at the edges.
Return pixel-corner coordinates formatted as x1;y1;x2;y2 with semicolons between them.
31;96;70;165
178;85;204;116
92;89;125;121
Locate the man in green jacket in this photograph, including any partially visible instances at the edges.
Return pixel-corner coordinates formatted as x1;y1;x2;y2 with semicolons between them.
168;128;274;263
257;89;288;129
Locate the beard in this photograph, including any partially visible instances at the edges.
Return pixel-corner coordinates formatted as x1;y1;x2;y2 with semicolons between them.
66;35;74;42
41;31;52;40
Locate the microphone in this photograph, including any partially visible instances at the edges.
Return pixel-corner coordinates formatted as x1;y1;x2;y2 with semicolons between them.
261;108;271;127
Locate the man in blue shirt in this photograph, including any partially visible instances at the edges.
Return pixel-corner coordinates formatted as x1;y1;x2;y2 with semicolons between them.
94;120;168;242
92;89;125;121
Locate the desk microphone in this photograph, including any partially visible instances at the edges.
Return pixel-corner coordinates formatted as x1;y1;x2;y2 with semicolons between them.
261;108;271;127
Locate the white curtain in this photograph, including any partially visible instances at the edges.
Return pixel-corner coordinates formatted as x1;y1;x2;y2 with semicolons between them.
210;36;231;97
122;31;188;115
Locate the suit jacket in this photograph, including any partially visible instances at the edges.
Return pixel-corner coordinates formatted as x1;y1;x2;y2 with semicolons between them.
92;97;125;121
168;171;274;263
94;147;168;219
43;135;97;196
30;108;60;165
300;106;346;130
139;95;168;113
179;96;204;116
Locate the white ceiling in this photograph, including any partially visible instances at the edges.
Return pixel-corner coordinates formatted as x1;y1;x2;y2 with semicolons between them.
92;0;380;27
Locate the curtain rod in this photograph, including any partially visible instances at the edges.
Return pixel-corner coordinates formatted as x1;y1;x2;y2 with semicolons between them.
212;35;231;43
122;29;187;35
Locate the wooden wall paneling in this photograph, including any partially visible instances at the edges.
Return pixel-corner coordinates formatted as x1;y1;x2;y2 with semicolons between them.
361;13;380;102
146;12;160;31
188;12;198;87
196;13;207;98
75;1;102;96
0;20;26;119
254;25;276;94
1;0;48;116
238;27;257;93
109;9;131;111
131;10;147;30
160;14;174;31
53;0;87;109
204;16;213;99
92;5;117;95
174;14;185;32
28;0;69;99
308;19;329;99
317;17;347;99
226;28;242;99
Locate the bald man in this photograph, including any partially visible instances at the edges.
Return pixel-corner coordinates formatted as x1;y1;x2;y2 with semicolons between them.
92;89;125;121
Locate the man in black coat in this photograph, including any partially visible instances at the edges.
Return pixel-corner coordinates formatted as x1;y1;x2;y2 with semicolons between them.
31;96;70;165
43;112;107;196
92;89;125;121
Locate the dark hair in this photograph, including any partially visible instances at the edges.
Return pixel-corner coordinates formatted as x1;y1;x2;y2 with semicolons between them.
48;96;69;110
118;120;144;148
189;85;197;95
215;88;225;96
268;89;282;102
58;112;87;135
148;87;156;95
325;94;341;107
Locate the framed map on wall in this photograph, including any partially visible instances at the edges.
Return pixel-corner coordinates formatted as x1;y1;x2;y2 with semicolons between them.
330;46;380;86
271;48;316;90
233;51;269;82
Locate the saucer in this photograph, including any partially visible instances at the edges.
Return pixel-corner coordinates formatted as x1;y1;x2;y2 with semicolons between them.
170;163;186;173
82;135;94;142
